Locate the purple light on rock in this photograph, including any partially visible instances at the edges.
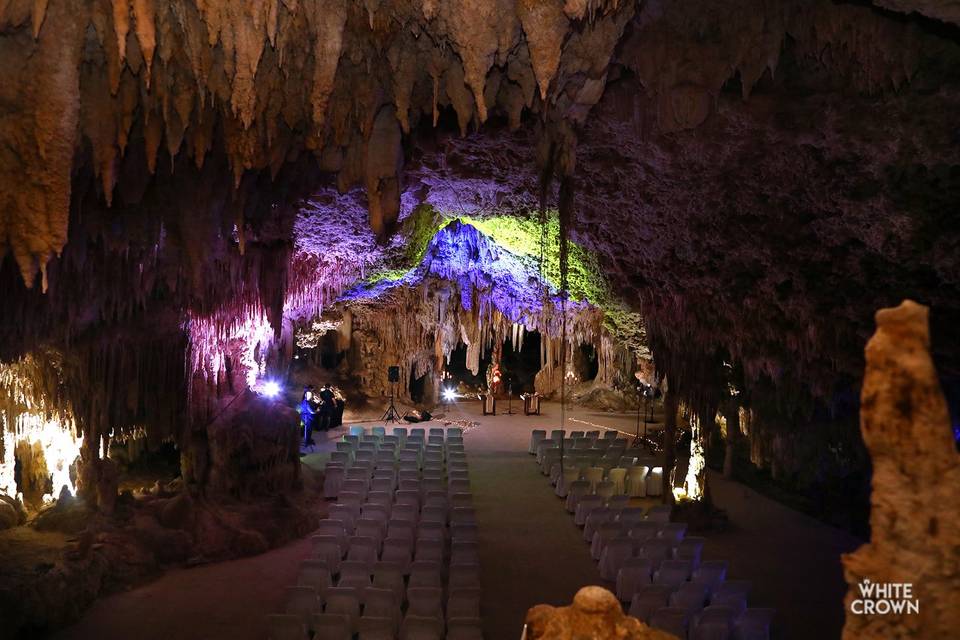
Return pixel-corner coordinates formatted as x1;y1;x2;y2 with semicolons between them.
338;219;588;328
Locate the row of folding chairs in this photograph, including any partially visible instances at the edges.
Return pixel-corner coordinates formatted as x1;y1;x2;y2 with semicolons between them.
330;448;468;469
600;532;775;639
336;489;474;512
349;425;464;442
325;457;468;478
533;430;664;498
329;464;471;484
326;474;471;502
626;581;774;640
324;481;477;527
317;503;477;547
538;437;632;456
323;458;469;499
576;504;710;594
577;503;672;535
538;445;630;473
318;510;479;544
313;533;480;576
530;427;649;452
555;464;664;500
339;435;467;453
528;428;619;452
335;440;466;463
340;475;473;495
324;502;478;537
534;438;629;462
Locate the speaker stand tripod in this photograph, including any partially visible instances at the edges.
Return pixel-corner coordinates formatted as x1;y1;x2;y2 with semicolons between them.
631;387;649;449
382;383;402;423
505;381;514;415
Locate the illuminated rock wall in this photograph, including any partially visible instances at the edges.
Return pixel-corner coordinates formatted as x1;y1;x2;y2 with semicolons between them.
330;220;633;403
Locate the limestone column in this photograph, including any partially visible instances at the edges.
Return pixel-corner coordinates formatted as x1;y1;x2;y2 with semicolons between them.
842;301;959;639
661;384;678;505
721;400;740;479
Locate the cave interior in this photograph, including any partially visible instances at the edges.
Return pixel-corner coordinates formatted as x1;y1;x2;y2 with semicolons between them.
1;0;959;639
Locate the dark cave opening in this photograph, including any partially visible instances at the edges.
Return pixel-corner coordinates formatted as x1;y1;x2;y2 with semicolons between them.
574;343;600;384
444;344;492;392
318;331;341;370
500;331;543;394
408;364;427;404
109;440;182;492
442;331;544;395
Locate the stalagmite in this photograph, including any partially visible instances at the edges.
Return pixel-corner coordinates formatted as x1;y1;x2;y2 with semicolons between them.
526;586;676;639
842;301;960;639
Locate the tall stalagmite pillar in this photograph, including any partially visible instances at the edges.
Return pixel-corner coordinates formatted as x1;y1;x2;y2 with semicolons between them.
721;400;740;478
842;300;959;639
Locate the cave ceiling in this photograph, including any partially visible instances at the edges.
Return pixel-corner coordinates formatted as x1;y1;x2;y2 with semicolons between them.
1;0;960;437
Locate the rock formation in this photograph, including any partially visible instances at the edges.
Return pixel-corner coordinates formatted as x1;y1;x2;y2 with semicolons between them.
323;218;632;403
525;585;677;640
842;300;960;639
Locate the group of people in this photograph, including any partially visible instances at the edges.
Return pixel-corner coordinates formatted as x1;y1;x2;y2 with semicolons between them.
300;384;336;447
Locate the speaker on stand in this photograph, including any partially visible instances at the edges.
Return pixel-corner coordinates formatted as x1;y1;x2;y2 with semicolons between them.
382;366;402;423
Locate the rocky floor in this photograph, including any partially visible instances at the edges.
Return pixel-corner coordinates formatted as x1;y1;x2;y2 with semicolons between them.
52;400;861;639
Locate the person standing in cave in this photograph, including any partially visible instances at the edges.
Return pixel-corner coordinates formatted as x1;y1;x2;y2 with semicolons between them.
317;383;336;431
300;386;318;447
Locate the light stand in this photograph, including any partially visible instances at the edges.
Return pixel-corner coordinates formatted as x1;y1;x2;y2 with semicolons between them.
506;376;514;415
644;390;651;438
381;381;402;423
632;383;653;448
632;385;643;447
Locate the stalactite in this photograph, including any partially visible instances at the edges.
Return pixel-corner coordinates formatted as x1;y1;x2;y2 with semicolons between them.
0;0;935;288
517;0;568;101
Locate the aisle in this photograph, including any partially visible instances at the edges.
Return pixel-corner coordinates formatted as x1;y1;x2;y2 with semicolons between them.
451;402;604;639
